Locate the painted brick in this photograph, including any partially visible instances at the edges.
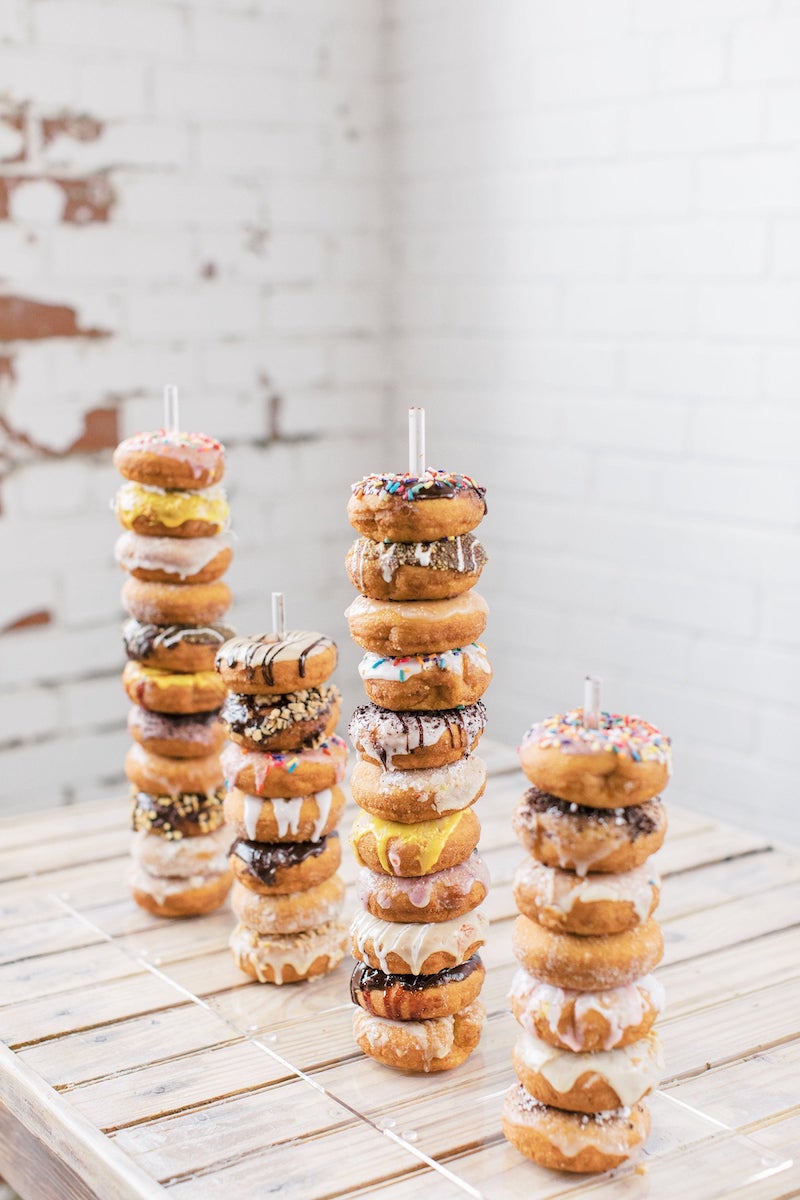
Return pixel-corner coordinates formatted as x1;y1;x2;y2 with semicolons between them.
656;31;727;89
698;151;800;212
731;15;800;81
0;686;61;746
34;2;187;56
629;219;767;277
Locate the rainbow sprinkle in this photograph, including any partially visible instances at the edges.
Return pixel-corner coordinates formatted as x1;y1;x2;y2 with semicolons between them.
351;470;486;502
522;710;671;765
124;429;223;452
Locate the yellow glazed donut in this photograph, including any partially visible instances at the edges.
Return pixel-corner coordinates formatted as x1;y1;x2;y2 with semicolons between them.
348;471;487;542
356;855;490;923
353;999;485;1073
114;481;229;538
122;578;232;626
345;592;488;657
350;955;485;1021
216;632;337;694
502;1086;651;1174
350;755;486;822
230;919;348;985
224;785;346;844
349;701;487;770
510;967;665;1053
113;429;225;490
512;859;660;935
351;808;481;877
346;533;487;601
359;644;492;711
512;914;664;992
229;833;342;895
230;875;345;935
519;709;671;809
512;787;667;875
124;743;223;799
122;661;227;714
512;1028;663;1114
221;735;348;799
350;908;488;975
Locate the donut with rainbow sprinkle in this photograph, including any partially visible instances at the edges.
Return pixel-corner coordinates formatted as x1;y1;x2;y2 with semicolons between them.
518;710;671;809
114;428;225;490
348;470;487;542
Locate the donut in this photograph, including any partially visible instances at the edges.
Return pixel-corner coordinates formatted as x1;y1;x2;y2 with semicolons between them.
513;1028;663;1114
512;915;664;992
230;919;347;985
122;578;232;627
359;643;492;711
345;592;488;657
123;618;235;674
356;855;490;923
510;967;665;1053
512;787;667;876
350;908;488;975
353;998;485;1073
131;825;231;877
224;785;346;844
513;859;660;936
115;531;232;584
348;471;487;542
220;685;341;752
130;865;232;918
114;481;229;538
230;875;345;935
351;808;481;877
346;533;488;602
519;710;671;808
124;743;222;799
113;429;225;490
229;833;341;895
349;701;487;770
220;735;348;799
351;755;486;822
502;1086;651;1174
350;955;485;1021
122;661;227;715
128;707;225;759
215;632;337;694
130;787;226;839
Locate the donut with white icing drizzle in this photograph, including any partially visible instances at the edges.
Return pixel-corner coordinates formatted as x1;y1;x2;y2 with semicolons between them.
350;907;488;975
223;785;346;844
352;998;485;1073
221;735;348;799
115;531;232;584
513;1028;663;1113
346;532;487;601
502;1085;651;1174
216;631;337;694
358;643;492;711
349;701;487;770
513;858;660;935
230;919;348;985
510;967;664;1053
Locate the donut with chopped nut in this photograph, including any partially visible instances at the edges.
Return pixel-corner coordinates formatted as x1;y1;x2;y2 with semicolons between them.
123;618;235;674
128;707;225;759
130;787;226;839
350;955;485;1021
114;428;225;490
359;644;492;711
221;735;347;799
224;785;346;844
348;471;487;542
229;833;342;896
346;532;488;601
122;578;232;627
350;755;486;823
114;481;229;538
512;787;667;876
519;709;671;809
230;919;348;985
512;914;664;992
502;1086;651;1174
349;701;487;770
220;685;341;752
115;531;232;584
346;591;488;657
122;661;227;714
215;632;337;694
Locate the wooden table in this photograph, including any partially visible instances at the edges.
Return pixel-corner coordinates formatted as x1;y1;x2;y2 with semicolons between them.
1;742;798;1200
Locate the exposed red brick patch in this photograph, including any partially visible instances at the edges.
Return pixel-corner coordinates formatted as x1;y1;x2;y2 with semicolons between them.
1;609;53;634
0;296;110;341
41;114;104;146
69;406;119;452
0;355;15;383
200;261;218;279
0;174;115;224
0;110;27;164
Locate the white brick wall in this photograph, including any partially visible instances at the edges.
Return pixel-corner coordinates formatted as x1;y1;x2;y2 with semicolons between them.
2;1;798;847
385;0;800;845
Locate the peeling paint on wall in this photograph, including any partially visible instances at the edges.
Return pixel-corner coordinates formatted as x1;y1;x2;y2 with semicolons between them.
0;296;110;340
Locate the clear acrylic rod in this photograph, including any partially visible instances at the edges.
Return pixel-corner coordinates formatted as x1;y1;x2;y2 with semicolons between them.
271;592;285;639
584;675;601;728
408;406;425;476
164;384;180;434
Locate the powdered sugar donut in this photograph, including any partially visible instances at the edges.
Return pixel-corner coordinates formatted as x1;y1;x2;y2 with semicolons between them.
350;908;488;975
351;807;481;877
510;967;664;1053
512;915;664;991
230;919;347;985
350;755;486;822
356;854;490;923
215;632;337;694
345;592;488;657
348;471;487;542
346;533;487;601
229;833;341;895
513;787;667;876
230;874;345;935
359;643;492;711
513;859;660;935
221;736;347;799
224;785;346;844
519;710;671;809
513;1028;663;1114
502;1086;650;1174
115;531;232;584
353;998;485;1073
351;956;485;1021
221;685;340;752
113;429;225;490
349;701;487;770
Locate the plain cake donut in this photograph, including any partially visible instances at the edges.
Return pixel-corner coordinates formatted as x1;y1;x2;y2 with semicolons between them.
345;592;488;657
512;914;664;992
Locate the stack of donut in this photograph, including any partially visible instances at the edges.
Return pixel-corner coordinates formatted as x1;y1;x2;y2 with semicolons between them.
345;470;493;1072
113;429;234;917
216;631;349;984
502;708;672;1173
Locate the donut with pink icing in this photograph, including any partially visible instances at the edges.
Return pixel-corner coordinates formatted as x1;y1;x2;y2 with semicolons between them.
512;859;660;935
502;1086;650;1174
128;707;225;759
221;735;348;799
510;967;664;1053
356;854;490;923
114;428;225;490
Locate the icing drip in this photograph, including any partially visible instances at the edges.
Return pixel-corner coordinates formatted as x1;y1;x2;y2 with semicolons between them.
353;1007;455;1068
243;794;262;840
217;631;334;687
510;968;665;1053
310;788;333;841
356;853;490;909
221;736;348;792
358;642;491;683
350;908;488;974
349;701;487;769
346;591;488;624
114;482;229;530
515;1028;663;1107
115;531;230;579
230;919;347;983
350;808;468;875
505;1086;643;1159
515;859;660;924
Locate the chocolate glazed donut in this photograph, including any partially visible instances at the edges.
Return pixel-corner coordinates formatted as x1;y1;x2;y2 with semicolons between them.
350;954;485;1020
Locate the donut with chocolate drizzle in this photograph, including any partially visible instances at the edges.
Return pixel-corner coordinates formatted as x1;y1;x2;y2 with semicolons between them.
349;700;487;770
216;631;337;694
350;954;485;1020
